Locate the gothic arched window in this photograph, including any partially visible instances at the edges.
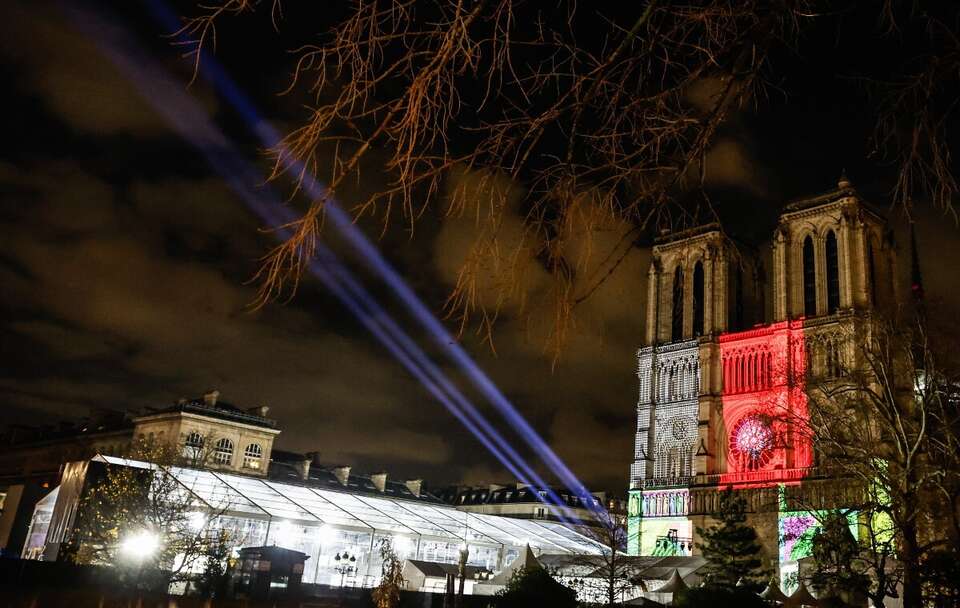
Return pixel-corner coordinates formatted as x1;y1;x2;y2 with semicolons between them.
802;236;817;316
692;261;705;336
671;265;684;341
867;239;877;306
826;230;840;313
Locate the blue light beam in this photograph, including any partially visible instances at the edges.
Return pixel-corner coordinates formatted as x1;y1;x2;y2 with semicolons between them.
61;0;587;524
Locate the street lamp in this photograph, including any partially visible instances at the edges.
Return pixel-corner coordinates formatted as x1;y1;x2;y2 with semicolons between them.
120;529;161;562
454;544;469;608
119;529;160;591
333;551;357;587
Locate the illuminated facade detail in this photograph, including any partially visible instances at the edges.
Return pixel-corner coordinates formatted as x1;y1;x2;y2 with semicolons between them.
636;517;694;557
731;415;774;469
778;509;859;592
632;340;700;485
629;176;901;558
718;321;812;485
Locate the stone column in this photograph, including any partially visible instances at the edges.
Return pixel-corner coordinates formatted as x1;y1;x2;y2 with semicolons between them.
683;258;694;340
645;260;659;345
704;245;715;334
855;216;869;308
773;229;788;320
839;212;854;309
714;250;727;332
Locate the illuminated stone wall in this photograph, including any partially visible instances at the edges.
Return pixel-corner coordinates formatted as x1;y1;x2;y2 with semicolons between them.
628;184;897;556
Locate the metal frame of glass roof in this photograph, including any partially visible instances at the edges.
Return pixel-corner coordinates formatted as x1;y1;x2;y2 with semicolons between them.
95;456;606;556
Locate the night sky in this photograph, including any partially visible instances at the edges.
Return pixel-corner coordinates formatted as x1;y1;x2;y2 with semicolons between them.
2;1;958;493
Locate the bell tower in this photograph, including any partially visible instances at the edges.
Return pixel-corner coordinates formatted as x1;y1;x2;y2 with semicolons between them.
630;224;764;555
771;174;897;321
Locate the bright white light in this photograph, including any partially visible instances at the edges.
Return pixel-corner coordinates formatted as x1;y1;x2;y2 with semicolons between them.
317;524;336;544
392;535;415;555
270;521;293;547
120;530;160;561
188;512;207;532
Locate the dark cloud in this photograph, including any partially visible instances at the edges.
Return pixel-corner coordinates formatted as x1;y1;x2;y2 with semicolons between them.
0;4;166;135
1;0;957;498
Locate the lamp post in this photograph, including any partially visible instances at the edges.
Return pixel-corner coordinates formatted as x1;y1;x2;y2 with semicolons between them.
454;544;468;608
119;529;160;591
333;551;357;588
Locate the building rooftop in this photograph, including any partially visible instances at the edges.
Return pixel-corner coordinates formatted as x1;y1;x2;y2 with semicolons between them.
782;174;886;222
137;390;278;430
436;484;609;512
0;390;277;447
268;451;442;504
91;454;609;556
0;409;133;446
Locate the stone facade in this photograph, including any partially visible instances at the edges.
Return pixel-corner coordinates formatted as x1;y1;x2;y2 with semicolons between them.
628;177;899;569
132;411;279;476
0;390;279;555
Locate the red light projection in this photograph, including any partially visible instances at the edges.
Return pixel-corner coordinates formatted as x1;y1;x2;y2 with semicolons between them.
731;415;775;469
718;321;812;487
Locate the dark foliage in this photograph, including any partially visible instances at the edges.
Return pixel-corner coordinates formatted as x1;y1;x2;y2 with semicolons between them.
495;567;578;608
673;584;767;608
809;511;870;604
695;489;769;592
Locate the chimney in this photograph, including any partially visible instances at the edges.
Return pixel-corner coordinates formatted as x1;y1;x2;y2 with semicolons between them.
296;458;311;480
371;472;388;493
332;465;351;486
203;390;220;406
247;405;270;417
405;479;423;497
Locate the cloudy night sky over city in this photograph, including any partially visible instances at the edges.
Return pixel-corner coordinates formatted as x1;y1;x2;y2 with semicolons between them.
2;0;959;493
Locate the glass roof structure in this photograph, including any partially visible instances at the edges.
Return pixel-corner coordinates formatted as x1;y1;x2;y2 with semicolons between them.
96;456;606;557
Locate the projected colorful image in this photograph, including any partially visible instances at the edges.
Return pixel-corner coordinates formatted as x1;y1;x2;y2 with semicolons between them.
780;512;820;562
778;509;859;591
638;518;693;556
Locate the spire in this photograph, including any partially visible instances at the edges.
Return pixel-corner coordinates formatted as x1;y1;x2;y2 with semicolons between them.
910;220;924;302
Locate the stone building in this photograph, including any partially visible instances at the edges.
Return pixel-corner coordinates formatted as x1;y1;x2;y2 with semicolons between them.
627;175;901;581
436;484;624;528
0;390;278;556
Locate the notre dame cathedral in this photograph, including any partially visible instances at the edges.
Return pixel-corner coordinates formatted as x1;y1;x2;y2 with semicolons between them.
627;175;900;582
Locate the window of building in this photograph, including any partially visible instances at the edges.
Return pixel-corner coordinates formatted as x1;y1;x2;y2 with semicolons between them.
213;438;234;466
671;265;684;341
692;261;705;336
803;235;817;316
727;262;744;331
867;239;877;305
183;432;204;459
243;443;263;470
825;339;843;378
826;230;840;312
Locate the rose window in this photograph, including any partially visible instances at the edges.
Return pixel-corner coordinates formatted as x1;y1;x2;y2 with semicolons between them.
731;415;774;469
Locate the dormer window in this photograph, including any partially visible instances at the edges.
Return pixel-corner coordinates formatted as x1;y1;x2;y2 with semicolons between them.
243;443;263;470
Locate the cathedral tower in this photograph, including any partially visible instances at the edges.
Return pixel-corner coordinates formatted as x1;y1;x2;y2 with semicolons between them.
628;176;898;569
